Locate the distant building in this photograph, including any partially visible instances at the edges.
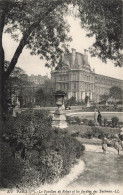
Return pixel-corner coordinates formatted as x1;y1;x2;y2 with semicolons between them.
11;74;50;108
51;49;123;103
28;74;49;85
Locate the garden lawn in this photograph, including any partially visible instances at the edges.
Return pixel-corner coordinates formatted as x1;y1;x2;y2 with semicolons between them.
66;124;121;140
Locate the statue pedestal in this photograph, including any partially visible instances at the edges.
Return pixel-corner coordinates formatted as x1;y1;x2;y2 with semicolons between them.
52;91;68;129
52;108;68;129
87;100;90;107
12;105;21;117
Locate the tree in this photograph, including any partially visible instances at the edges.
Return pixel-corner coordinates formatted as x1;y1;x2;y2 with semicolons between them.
111;116;119;127
42;80;55;106
109;86;123;103
66;96;77;106
1;0;122;81
1;0;74;81
100;94;109;104
85;95;89;106
0;0;122;117
4;67;30;113
0;0;76;117
35;87;55;107
35;79;55;107
78;0;123;66
35;88;46;106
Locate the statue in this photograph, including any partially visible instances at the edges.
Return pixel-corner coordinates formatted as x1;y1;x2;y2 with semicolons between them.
12;97;21;117
94;108;98;125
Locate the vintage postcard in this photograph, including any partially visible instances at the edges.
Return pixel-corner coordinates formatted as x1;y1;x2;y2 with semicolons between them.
0;0;123;195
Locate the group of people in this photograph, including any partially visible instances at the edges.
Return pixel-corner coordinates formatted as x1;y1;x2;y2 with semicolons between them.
102;127;123;155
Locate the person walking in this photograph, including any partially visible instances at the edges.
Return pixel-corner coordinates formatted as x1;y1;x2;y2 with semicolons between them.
102;137;107;154
119;127;123;150
97;110;102;126
113;134;121;155
94;108;98;125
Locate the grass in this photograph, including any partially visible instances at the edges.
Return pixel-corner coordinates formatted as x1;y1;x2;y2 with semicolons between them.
65;124;121;140
66;124;92;134
93;126;121;135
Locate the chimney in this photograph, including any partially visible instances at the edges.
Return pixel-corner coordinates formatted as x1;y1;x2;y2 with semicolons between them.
84;49;88;64
84;49;88;55
72;48;76;65
93;68;95;73
72;48;76;55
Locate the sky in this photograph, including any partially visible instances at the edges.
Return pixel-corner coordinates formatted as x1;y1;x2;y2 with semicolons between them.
3;16;123;80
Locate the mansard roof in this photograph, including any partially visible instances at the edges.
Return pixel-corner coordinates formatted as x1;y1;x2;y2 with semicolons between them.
62;50;91;71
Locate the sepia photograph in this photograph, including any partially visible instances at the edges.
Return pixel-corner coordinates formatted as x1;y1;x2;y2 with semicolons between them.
0;0;123;194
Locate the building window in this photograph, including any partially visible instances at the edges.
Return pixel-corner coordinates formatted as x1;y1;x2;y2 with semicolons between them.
73;92;76;98
73;74;76;80
74;83;76;89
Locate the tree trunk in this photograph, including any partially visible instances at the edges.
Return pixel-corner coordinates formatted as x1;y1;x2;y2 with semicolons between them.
0;0;7;187
4;0;65;81
0;1;6;117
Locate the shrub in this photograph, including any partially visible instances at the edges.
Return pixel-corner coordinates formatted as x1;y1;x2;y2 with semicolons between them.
66;115;72;125
103;118;108;126
74;117;81;125
66;124;92;136
82;130;94;139
82;118;89;125
88;120;95;126
71;131;80;137
1;110;85;188
65;96;77;106
111;117;119;128
91;126;120;139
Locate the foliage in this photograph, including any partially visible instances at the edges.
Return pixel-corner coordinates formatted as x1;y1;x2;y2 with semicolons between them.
111;116;119;128
49;128;85;175
88;120;95;126
1;109;85;188
66;124;92;136
85;95;89;105
0;0;122;84
4;60;26;77
2;0;75;81
82;118;89;125
82;129;94;139
35;84;55;107
66;96;77;106
35;88;46;106
66;116;82;125
55;90;67;95
3;63;29;113
109;86;123;101
81;125;121;139
103;118;108;127
99;94;109;104
1;141;42;188
74;117;81;125
66;122;121;140
91;127;106;139
66;115;72;125
78;0;122;66
92;126;120;137
0;0;122;121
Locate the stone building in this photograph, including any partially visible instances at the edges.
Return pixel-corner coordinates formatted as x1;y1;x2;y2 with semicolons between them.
11;74;50;108
51;49;123;103
28;74;49;85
